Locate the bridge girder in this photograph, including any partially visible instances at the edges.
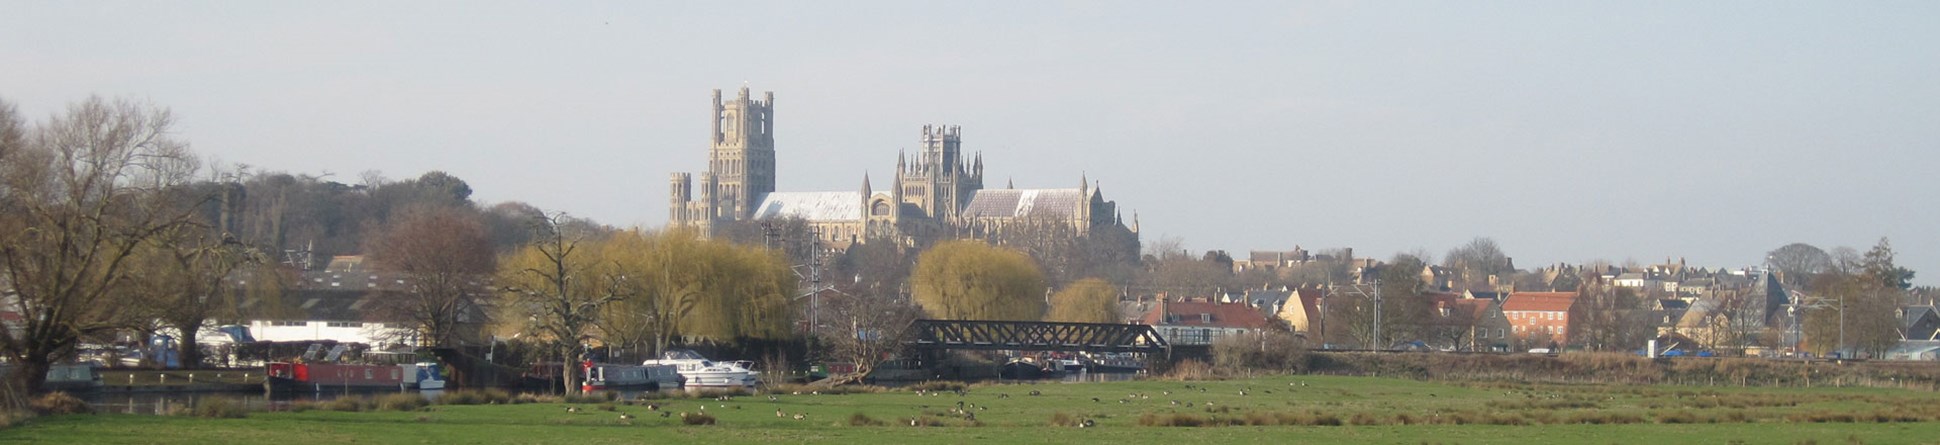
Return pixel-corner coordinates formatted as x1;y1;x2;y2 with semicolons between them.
906;319;1169;354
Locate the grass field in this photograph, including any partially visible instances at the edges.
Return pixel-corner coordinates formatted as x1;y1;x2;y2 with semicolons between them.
9;375;1940;444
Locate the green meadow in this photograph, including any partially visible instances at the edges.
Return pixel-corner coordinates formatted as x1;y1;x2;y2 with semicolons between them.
9;375;1940;444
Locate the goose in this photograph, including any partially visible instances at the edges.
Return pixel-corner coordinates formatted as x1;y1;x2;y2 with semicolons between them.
618;412;635;420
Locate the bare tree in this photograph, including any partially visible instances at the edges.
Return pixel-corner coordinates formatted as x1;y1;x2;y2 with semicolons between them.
496;212;620;393
1766;243;1832;287
367;206;497;349
1569;279;1649;351
1444;237;1513;291
0;97;200;394
125;202;271;368
814;288;922;385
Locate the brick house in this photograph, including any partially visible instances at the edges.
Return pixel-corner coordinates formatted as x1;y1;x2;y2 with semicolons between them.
1501;292;1578;348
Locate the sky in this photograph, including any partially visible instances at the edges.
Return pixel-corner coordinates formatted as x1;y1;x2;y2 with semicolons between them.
4;1;1936;284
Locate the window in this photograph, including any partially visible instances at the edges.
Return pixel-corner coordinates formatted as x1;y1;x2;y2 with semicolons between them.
326;322;364;328
271;321;306;327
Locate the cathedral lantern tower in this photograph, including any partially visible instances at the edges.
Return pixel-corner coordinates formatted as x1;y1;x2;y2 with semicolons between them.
710;87;776;220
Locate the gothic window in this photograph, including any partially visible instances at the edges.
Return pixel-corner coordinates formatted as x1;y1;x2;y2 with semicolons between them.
872;201;891;216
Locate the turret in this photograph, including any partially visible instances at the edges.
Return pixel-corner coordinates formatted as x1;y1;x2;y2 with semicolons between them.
699;172;718;219
670;172;693;202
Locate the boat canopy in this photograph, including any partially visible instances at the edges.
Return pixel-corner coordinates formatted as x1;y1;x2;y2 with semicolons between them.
659;349;707;360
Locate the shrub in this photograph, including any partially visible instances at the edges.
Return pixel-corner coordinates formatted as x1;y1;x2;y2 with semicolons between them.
766;382;887;395
191;397;248;419
847;412;886;426
1162;360;1216;381
513;393;560;404
1137;412;1205;427
438;388;512;405
28;392;91;416
680;412;717;425
286;401;318;413
375;393;429;412
1657;411;1699;424
907;381;968;393
1212;331;1310;373
689;387;750;399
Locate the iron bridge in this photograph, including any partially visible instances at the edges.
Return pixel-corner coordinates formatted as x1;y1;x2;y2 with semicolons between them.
907;319;1169;354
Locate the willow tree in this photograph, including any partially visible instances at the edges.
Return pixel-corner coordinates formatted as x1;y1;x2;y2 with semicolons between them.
596;229;795;357
910;241;1046;321
1046;278;1122;323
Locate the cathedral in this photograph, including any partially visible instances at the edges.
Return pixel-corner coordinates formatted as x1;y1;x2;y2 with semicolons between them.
668;87;1136;249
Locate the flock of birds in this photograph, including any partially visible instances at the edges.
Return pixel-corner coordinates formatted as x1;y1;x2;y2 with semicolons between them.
556;380;1331;428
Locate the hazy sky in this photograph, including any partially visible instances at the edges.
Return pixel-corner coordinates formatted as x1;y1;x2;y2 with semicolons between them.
4;1;1936;284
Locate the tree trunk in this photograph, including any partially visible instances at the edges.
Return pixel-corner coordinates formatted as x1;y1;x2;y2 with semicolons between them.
176;325;204;368
6;356;52;397
561;347;577;394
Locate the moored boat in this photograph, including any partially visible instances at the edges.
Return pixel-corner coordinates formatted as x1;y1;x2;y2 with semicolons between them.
264;362;445;393
641;350;758;388
580;361;680;392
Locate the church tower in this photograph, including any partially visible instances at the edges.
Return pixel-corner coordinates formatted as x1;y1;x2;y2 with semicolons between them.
709;87;775;220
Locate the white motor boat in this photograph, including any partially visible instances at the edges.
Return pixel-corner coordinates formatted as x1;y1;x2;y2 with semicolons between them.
642;350;759;388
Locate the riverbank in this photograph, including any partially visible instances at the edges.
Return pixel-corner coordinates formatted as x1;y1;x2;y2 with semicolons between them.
91;370;262;393
10;374;1940;444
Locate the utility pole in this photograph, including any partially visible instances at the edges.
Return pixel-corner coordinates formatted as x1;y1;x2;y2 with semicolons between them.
1838;293;1846;358
1373;279;1383;350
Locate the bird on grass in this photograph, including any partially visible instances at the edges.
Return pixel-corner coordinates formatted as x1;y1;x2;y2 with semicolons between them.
618;412;634;420
768;395;778;402
659;411;671;418
1029;390;1041;396
565;406;581;413
793;413;806;421
777;409;786;417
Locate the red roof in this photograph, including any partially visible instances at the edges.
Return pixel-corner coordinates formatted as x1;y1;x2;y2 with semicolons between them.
1142;300;1276;330
1501;292;1577;312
